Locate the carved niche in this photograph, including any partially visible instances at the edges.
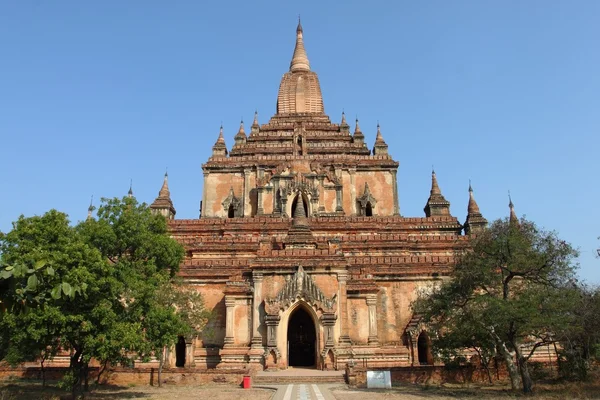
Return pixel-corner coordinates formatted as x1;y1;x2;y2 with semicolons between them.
356;182;377;216
222;187;242;217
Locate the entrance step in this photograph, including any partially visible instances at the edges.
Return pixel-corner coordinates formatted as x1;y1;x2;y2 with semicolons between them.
254;369;346;384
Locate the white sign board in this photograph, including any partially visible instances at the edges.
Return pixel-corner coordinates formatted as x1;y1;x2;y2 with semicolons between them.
366;370;391;389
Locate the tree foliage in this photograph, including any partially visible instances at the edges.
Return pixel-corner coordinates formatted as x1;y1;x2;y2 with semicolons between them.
0;197;207;398
413;218;579;393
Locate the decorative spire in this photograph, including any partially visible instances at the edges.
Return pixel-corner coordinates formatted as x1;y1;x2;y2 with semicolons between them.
340;111;350;134
464;181;487;234
467;181;480;214
212;124;228;156
216;124;225;144
424;169;451;217
430;169;441;195
250;110;260;134
159;171;170;198
290;18;310;72
128;180;133;198
87;195;94;220
372;122;388;156
234;119;247;145
354;118;362;134
150;171;176;219
353;117;365;145
509;192;518;224
375;122;385;143
286;196;316;249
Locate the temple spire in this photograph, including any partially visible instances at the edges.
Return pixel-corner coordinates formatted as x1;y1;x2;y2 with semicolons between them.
464;181;487;234
286;195;315;249
234;119;247;145
340;111;350;134
290;18;310;72
212;124;228;156
251;111;260;134
87;195;94;220
150;171;176;219
353;117;365;146
373;122;388;155
509;192;518;224
128;180;133;198
430;169;441;195
467;181;480;214
424;169;451;217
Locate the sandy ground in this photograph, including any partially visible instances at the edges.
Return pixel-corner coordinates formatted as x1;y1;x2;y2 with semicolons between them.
3;380;600;400
0;382;274;400
331;383;600;400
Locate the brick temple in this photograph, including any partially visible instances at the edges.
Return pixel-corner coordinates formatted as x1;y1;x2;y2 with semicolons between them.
149;21;489;371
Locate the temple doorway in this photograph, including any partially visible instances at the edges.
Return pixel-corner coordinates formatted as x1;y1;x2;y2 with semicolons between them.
287;307;316;367
175;336;186;367
417;331;432;365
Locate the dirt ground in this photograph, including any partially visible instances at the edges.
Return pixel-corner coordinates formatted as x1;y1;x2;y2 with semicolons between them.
0;381;274;400
3;380;600;400
331;382;600;400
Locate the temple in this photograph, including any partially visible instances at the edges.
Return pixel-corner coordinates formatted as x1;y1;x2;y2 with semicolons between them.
148;21;489;370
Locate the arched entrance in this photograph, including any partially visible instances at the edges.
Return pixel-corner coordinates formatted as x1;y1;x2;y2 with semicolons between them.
175;336;186;367
417;331;432;365
287;307;316;367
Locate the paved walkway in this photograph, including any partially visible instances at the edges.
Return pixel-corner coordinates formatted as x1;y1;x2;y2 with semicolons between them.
263;383;342;400
256;367;345;377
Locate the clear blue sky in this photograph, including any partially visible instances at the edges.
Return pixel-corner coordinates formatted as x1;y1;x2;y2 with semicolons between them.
1;1;598;282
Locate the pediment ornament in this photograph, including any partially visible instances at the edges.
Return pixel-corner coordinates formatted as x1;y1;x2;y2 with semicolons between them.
265;266;337;314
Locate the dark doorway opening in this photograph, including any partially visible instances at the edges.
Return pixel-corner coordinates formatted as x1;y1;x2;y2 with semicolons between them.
297;136;303;156
228;204;235;218
417;332;431;365
291;194;308;218
175;336;186;367
287;307;316;367
365;202;373;216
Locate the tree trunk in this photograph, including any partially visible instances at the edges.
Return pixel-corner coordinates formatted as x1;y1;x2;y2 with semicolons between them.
514;346;533;394
83;362;89;392
96;360;108;385
158;349;164;388
495;339;521;390
40;357;46;387
70;350;82;400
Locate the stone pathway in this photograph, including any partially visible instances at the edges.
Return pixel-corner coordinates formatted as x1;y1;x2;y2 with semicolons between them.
265;383;341;400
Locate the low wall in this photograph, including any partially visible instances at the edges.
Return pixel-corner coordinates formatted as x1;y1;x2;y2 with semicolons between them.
347;364;509;387
0;365;249;387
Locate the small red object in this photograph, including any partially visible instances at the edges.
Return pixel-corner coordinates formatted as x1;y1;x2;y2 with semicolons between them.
243;375;251;389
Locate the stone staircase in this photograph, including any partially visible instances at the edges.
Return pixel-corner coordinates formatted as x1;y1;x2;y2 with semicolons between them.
253;368;346;384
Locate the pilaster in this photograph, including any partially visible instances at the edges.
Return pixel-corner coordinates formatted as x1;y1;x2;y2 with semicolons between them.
251;272;264;348
392;169;400;216
366;294;379;345
243;168;251;217
224;297;236;347
348;168;357;215
337;271;351;345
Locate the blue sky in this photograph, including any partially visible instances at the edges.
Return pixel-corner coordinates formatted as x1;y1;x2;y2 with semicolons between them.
1;1;598;282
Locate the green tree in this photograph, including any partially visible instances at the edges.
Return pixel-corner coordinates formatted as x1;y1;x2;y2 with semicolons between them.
554;284;600;380
413;218;579;393
141;277;211;386
0;210;109;398
0;197;193;398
